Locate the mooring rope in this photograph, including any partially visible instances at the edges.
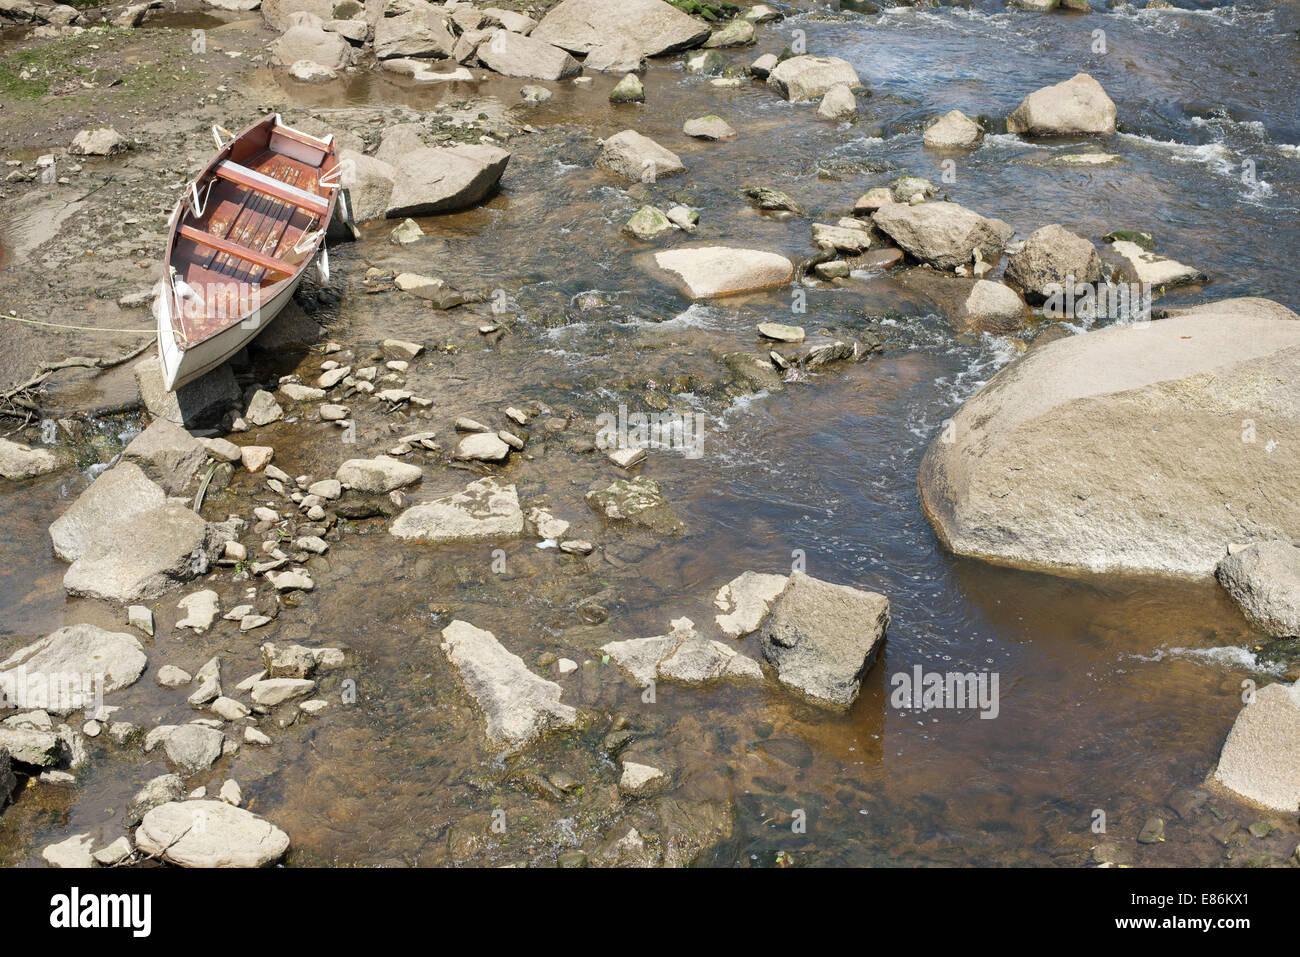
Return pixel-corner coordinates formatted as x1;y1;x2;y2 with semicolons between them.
0;312;152;334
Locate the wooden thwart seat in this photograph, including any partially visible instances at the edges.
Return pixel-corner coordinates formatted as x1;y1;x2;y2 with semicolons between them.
178;224;294;278
213;160;330;217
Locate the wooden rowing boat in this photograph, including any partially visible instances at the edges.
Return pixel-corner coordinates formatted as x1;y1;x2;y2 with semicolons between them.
157;115;342;391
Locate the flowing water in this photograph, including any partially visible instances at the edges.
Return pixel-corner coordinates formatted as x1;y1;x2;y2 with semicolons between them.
2;0;1299;866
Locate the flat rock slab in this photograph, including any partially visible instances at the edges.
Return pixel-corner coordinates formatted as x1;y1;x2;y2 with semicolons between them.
1213;682;1300;812
439;620;578;752
49;462;165;562
386;145;510;218
651;246;794;299
135;800;290;867
1216;541;1300;637
919;301;1300;577
603;617;763;686
585;476;684;535
758;571;890;709
531;0;710;57
0;624;147;715
390;477;524;542
478;28;580;79
714;571;789;638
336;455;422;492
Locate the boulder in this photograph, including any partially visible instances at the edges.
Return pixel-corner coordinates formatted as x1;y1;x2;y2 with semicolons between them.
595;130;685;181
134;355;240;429
871;201;1012;272
957;279;1027;331
766;55;860;102
261;0;333;30
0;728;64;767
373;8;456;59
390;477;524;542
1106;240;1204;289
439;620;578;752
757;571;890;709
917;300;1300;577
49;462;166;562
135;801;290;867
652;246;794;299
477;29;581;79
1216;541;1300;637
482;6;536;33
682;115;735;140
125;773;186;826
373;122;427;165
584;37;645;72
336;455;422;492
1003;223;1102;303
0;437;57;480
817;83;857;120
1213;682;1300;812
531;0;710;58
385;144;510;217
121;419;208;494
0;624;147;715
713;570;788;638
336;149;395;222
453;432;511;461
163;724;224;774
42;834;96;868
70;128;127;156
923;109;984;149
624;205;672;240
1006;72;1117;136
288;60;337;81
269;24;353;70
704;19;753;47
609;72;644;103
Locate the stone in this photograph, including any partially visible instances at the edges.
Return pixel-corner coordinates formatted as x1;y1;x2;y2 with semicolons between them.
685;48;725;74
1107;240;1204;288
757;322;804;343
386;145;510;218
394;272;465;308
211;696;250;721
853;187;895;215
584;37;644;73
705;19;753;47
42;833;96;868
128;605;154;636
817;83;857;120
241;446;274;472
0;624;146;715
0;437;58;480
382;338;424;360
372;8;455;59
187;657;221;707
245;389;284;427
532;0;710;58
1213;682;1300;812
163;724;224;774
134;356;240;430
126;773;185;825
527;507;571;540
872;202;1012;272
390;218;423;244
1004;224;1103;303
176;590;220;632
156;665;191;688
1216;542;1300;637
918;300;1300;577
608;447;646;469
335;149;394;222
585;476;684;534
269;23;353;70
453;432;511;462
478;29;581;79
200;437;241;462
714;570;788;638
520;83;552;103
49;462;165;562
70;128;127;156
609;72;645;103
596;130;685;181
135;801;289;867
220;779;243;806
652;246;794;299
390;478;524;543
439;620;578;752
758;571;890;709
624;205;672;240
958;280;1026;330
266;569;314;592
251;677;315;706
749;52;777;77
0;728;63;767
1006;72;1117;136
92;836;133;866
923;109;983;149
666;206;698;231
288;59;336;81
766;55;860;102
336;455;422;492
682;115;736;140
619;761;667;796
811;222;870;253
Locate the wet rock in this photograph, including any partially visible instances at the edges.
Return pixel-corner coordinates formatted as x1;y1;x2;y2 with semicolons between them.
603;616;763;686
135;800;289;867
120;419;207;494
241;446;274;472
1004;224;1102;303
918;299;1300;577
187;657;222;707
744;186;802;214
1214;682;1300;812
957;280;1027;330
42;833;95;868
164;724;224;774
758;571;890;709
156;665;191;688
619;760;668;796
757;321;804;342
337;455;422;493
584;37;645;72
682;115;735;140
592;825;661;867
872;202;1012;272
1006;72;1116;136
652;246;793;299
767;55;860;102
126;773;186;826
479;29;581;79
811;222;870;254
266;569;314;592
0;728;64;767
288;59;336;81
250;677;316;706
609;72;645;103
453;432;511;462
390;477;524;542
394;272;465;308
596;130;685;181
714;570;788;638
177;590;220;633
92;835;134;866
1106;240;1205;289
586;476;684;534
853;186;895;215
1137;816;1165;844
666;205;698;231
0;437;58;480
685;48;725;74
134;355;240;429
49;462;165;561
245;389;284;427
385;145;510;218
270;23;353;70
923;109;984;149
70;127;127;156
657;796;733;867
0;624;147;715
1216;542;1300;638
390;218;424;244
817;83;858;120
625;205;672;240
439;620;579;752
520;83;553;103
372;8;455;59
532;0;710;58
704;18;753;47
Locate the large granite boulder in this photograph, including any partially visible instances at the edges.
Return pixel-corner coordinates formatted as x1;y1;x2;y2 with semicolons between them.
476;28;581;79
531;0;709;57
1216;541;1300;638
1006;72;1117;136
1213;682;1300;813
135;801;290;867
871;201;1013;272
385;144;510;217
766;55;861;102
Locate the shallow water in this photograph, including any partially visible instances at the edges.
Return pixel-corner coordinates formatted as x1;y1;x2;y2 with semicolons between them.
3;0;1299;867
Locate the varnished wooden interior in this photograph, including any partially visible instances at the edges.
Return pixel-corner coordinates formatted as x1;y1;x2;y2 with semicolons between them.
167;117;336;346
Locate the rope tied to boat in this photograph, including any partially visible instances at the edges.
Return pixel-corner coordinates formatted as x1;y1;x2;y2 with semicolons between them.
0;312;152;334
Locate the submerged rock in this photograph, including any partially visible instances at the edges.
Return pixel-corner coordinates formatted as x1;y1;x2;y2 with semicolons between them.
757;572;890;709
390;477;524;542
918;299;1300;577
652;245;794;299
439;620;578;752
1216;542;1300;638
1006;72;1117;136
603;617;764;686
1213;682;1300;812
135;800;290;867
585;476;685;534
